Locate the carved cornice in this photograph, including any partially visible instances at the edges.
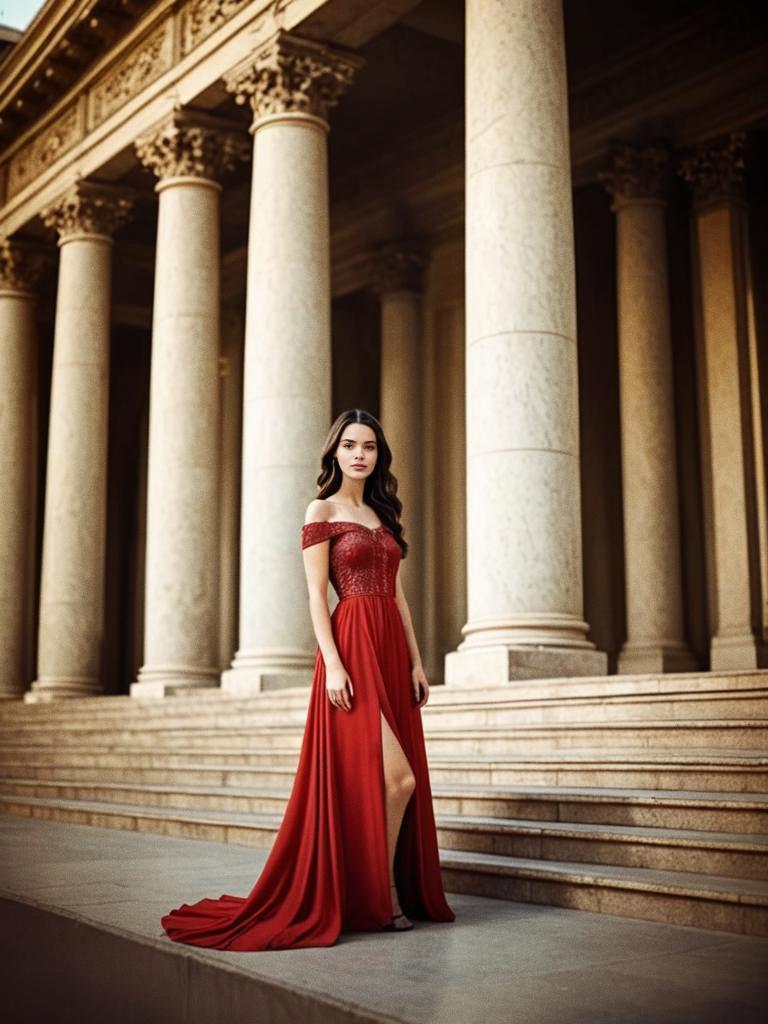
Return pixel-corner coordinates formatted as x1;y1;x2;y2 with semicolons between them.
135;108;250;183
40;180;134;241
224;30;364;129
180;0;254;56
677;131;747;208
0;238;48;292
374;242;428;294
597;141;672;210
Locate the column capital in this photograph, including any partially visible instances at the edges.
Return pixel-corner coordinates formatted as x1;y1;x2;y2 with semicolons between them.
0;238;49;293
224;30;364;131
598;141;672;210
40;180;134;243
678;131;747;210
135;107;251;185
374;242;428;295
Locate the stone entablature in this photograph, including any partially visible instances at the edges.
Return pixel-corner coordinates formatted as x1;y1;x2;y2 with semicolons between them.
0;0;287;227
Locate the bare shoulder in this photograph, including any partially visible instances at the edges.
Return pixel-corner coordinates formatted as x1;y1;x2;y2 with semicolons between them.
304;498;333;526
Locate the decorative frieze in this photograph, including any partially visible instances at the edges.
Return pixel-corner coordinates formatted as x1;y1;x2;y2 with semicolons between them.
135;108;250;182
89;20;174;129
224;30;363;128
0;238;48;292
597;141;672;209
40;180;134;241
7;102;82;198
374;242;428;294
678;131;747;208
181;0;253;55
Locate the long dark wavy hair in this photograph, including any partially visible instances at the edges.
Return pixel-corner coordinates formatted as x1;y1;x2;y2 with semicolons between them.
314;408;408;558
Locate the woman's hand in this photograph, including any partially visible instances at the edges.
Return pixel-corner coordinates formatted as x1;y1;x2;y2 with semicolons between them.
326;664;354;711
412;664;429;707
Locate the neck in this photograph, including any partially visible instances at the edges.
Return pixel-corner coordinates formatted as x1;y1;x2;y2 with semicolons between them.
332;480;366;506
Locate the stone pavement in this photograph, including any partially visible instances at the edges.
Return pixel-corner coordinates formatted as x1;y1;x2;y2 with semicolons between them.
0;815;766;1024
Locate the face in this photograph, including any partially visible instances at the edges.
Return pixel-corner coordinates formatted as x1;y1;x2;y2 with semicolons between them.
335;423;378;480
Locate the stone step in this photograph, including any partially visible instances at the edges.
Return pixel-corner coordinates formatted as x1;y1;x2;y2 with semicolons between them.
4;687;767;733
439;849;768;937
1;796;765;934
2;773;767;836
0;746;766;790
1;791;766;881
1;719;764;751
3;668;766;722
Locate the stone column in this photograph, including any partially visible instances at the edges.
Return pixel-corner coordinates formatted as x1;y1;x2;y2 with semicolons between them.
447;0;606;686
131;109;249;698
218;306;245;672
679;132;766;669
0;241;45;700
600;143;697;673
26;182;132;702
376;242;427;646
221;31;362;694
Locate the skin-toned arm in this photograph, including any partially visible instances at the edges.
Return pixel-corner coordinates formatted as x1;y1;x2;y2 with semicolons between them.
302;502;354;711
302;538;344;673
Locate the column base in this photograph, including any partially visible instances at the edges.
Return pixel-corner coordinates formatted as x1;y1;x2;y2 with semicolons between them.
444;644;608;687
618;641;699;674
24;678;102;702
130;665;220;700
220;665;313;696
710;634;767;671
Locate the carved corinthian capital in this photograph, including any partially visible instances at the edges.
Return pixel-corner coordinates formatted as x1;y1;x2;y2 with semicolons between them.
40;180;134;241
0;239;48;292
224;30;364;129
597;141;672;210
135;108;250;183
678;132;747;208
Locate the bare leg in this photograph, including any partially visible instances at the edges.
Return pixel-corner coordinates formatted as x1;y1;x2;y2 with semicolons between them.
380;709;416;920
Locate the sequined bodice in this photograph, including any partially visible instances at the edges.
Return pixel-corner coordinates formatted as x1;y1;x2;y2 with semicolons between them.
300;521;402;599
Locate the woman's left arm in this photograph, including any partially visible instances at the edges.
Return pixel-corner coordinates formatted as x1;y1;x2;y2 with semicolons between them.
394;562;429;706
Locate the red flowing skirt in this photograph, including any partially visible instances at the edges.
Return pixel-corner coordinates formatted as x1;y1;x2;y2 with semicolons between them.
160;594;456;950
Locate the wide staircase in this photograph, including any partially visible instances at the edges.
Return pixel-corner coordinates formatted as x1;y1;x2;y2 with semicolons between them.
1;669;767;936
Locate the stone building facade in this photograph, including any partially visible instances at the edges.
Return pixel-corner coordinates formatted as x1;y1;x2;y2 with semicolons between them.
0;0;766;703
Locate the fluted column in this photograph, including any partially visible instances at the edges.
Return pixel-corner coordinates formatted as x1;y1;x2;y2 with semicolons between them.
26;182;132;702
600;143;697;673
376;242;427;646
447;0;606;686
679;133;766;669
0;241;45;700
131;109;249;698
220;32;362;694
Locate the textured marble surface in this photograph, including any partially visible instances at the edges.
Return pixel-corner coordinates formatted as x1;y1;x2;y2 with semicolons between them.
0;290;37;699
227;115;332;692
134;179;222;695
461;0;596;675
614;199;695;673
31;237;112;698
695;203;758;669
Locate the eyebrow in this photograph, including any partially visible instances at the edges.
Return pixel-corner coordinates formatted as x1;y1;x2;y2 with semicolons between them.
341;438;376;443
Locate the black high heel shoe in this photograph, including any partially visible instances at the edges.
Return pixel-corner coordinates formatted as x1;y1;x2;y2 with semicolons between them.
383;883;414;931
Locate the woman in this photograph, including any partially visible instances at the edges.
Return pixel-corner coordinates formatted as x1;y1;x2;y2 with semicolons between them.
161;409;455;949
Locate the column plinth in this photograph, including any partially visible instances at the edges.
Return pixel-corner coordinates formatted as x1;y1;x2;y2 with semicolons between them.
221;32;362;694
0;241;46;700
130;109;249;698
447;0;606;686
600;142;697;674
26;182;133;702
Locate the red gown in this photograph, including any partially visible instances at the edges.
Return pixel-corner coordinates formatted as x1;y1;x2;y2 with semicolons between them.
160;519;456;950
